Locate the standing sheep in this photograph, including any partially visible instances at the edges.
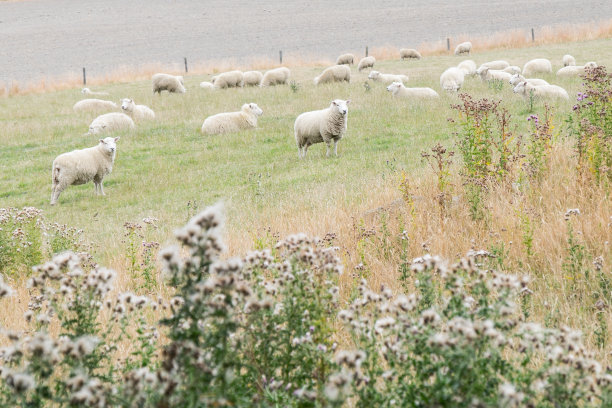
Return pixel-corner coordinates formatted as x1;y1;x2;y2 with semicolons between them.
73;99;118;113
120;98;155;121
336;53;355;65
513;81;569;101
386;82;439;98
294;99;350;158
81;88;109;96
476;66;512;82
357;56;376;72
400;48;422;60
439;67;465;92
454;41;472;55
261;67;291;86
201;103;263;135
152;73;186;94
88;112;135;135
50;137;119;205
243;71;263;86
212;70;244;89
457;60;477;76
368;70;409;84
522;59;552;76
563;54;576;67
314;65;351;85
509;74;549;87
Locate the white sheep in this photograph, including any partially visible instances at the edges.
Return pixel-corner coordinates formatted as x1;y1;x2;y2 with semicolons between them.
81;87;109;96
50;137;119;205
294;99;350;158
457;60;477;76
336;53;355;65
88;112;135;135
201;103;263;135
73;99;118;112
522;58;552;76
199;81;215;90
454;41;472;55
556;62;597;77
120;98;155;121
502;66;522;74
563;54;576;67
357;56;376;72
509;74;549;87
212;70;244;89
439;67;465;92
476;66;512;82
152;73;186;94
314;65;351;85
261;67;291;86
400;48;422;60
480;60;510;70
368;70;409;84
386;82;439;98
513;81;569;101
243;71;263;86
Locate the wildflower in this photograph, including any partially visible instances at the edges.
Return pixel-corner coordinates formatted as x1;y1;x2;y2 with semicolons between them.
5;372;35;394
374;317;396;334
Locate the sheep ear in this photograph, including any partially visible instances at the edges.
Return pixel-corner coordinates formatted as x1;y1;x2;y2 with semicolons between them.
114;137;120;142
99;139;105;144
346;100;351;105
332;100;337;105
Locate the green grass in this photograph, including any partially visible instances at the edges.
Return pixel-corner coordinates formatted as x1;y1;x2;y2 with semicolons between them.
1;38;611;262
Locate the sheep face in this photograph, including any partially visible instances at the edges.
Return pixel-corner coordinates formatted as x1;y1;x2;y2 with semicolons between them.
120;98;135;112
89;124;106;135
331;99;350;116
81;88;90;94
249;103;263;116
513;81;528;94
368;71;380;80
509;74;523;86
386;82;402;93
99;137;119;155
585;62;597;68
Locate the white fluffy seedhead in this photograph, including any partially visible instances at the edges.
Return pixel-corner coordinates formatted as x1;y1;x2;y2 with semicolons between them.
386;82;403;94
368;71;380;80
331;99;350;115
98;137;119;155
244;103;263;116
120;98;135;112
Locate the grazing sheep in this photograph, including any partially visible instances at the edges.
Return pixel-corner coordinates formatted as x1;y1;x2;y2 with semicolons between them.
522;58;553;76
88;112;135;135
454;41;472;55
314;65;351;85
502;66;522;74
509;74;549;87
152;73;186;94
336;53;355;65
368;70;409;84
563;54;576;67
556;62;597;77
243;71;263;86
73;99;118;113
120;98;155;121
261;67;291;86
481;60;510;70
513;81;569;101
439;67;465;92
50;137;119;205
476;66;512;82
400;48;422;60
457;60;477;76
199;81;215;90
201;103;263;135
357;56;376;72
81;88;109;96
386;81;439;98
212;70;244;89
294;99;350;158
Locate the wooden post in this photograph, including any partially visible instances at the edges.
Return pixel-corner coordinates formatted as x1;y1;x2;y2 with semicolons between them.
447;38;450;51
184;57;188;73
279;50;283;64
82;67;86;85
365;46;368;57
531;28;535;42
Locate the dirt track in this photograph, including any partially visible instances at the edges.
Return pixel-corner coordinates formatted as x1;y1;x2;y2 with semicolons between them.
0;0;610;83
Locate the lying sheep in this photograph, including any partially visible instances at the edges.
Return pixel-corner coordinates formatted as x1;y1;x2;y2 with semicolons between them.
357;56;376;72
509;74;549;87
481;60;510;70
81;87;109;96
513;81;569;101
563;54;576;67
294;99;350;158
88;112;135;135
213;70;244;89
243;71;263;86
336;53;355;65
152;73;186;94
50;137;119;205
522;58;552;76
199;81;215;90
261;67;291;86
454;41;472;55
556;62;597;77
201;103;263;135
73;99;117;112
400;48;422;60
386;82;439;98
476;66;512;82
314;65;351;85
439;67;465;92
502;66;522;74
368;70;409;84
120;98;155;121
457;60;477;76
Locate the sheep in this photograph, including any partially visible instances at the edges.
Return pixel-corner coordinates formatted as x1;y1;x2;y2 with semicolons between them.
386;82;439;98
201;103;263;135
212;70;244;89
314;65;351;85
457;60;477;76
400;48;422;60
439;67;465;92
50;137;119;205
556;62;597;77
454;41;472;55
336;53;355;65
81;87;109;96
513;81;569;101
88;112;135;135
563;54;576;67
152;73;186;94
502;66;522;74
476;66;512;82
199;81;215;90
120;98;155;121
480;60;510;70
261;67;291;86
368;70;409;84
509;74;549;87
73;99;118;113
243;71;263;86
357;56;376;72
294;99;350;158
522;58;552;76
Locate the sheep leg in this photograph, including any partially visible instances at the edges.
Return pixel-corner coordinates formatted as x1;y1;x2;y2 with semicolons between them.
325;141;332;157
303;145;309;158
99;182;105;196
333;140;338;157
50;184;63;205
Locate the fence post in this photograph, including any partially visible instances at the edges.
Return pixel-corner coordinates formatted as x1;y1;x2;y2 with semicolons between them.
82;67;86;85
447;38;450;51
184;57;188;73
365;46;368;57
279;50;283;64
531;28;535;42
